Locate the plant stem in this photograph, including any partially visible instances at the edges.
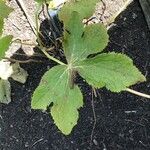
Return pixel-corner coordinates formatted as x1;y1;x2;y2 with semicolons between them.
12;39;36;47
4;57;43;63
11;5;63;65
125;88;150;99
40;48;66;65
35;8;66;66
90;88;97;146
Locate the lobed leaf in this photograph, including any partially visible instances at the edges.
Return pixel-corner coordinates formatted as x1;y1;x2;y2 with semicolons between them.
32;0;146;136
62;11;84;62
51;82;83;135
0;35;13;59
32;65;66;110
62;12;109;63
59;0;99;22
81;24;109;58
32;65;83;135
77;52;146;92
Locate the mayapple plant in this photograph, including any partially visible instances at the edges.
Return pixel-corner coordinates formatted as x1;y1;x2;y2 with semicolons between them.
32;0;146;135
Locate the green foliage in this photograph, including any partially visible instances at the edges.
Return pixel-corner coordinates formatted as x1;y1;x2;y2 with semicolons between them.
32;0;146;135
0;35;13;59
0;18;4;36
0;0;13;60
0;61;28;104
0;0;28;105
32;65;83;134
10;62;28;84
59;0;99;21
77;52;145;92
32;65;67;110
62;11;108;62
0;0;13;36
0;0;13;19
35;0;52;4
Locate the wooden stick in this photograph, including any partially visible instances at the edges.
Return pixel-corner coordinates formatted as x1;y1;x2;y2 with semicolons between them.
4;57;43;63
15;0;37;35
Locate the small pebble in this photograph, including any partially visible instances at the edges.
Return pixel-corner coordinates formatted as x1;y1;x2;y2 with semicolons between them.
132;13;137;19
93;139;98;146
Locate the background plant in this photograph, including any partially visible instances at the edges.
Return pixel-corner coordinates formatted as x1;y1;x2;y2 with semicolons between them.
0;0;28;104
0;0;13;104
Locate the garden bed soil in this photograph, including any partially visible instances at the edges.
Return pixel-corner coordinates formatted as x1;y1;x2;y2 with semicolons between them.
0;1;150;150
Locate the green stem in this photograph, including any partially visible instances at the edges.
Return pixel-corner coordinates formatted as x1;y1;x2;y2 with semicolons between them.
35;5;66;66
41;48;66;65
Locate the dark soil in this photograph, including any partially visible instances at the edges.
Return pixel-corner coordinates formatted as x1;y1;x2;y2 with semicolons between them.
0;1;150;150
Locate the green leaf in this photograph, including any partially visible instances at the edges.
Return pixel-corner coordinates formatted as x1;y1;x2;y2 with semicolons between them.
59;0;99;21
32;65;67;110
32;65;83;135
0;17;4;36
0;1;13;18
0;79;11;104
62;12;108;63
0;35;13;59
62;11;84;62
51;82;83;135
77;52;146;92
59;0;104;62
10;62;28;84
35;0;52;4
81;24;109;57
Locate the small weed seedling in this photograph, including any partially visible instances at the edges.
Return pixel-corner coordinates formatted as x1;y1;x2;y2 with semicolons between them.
0;0;149;135
32;0;146;135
